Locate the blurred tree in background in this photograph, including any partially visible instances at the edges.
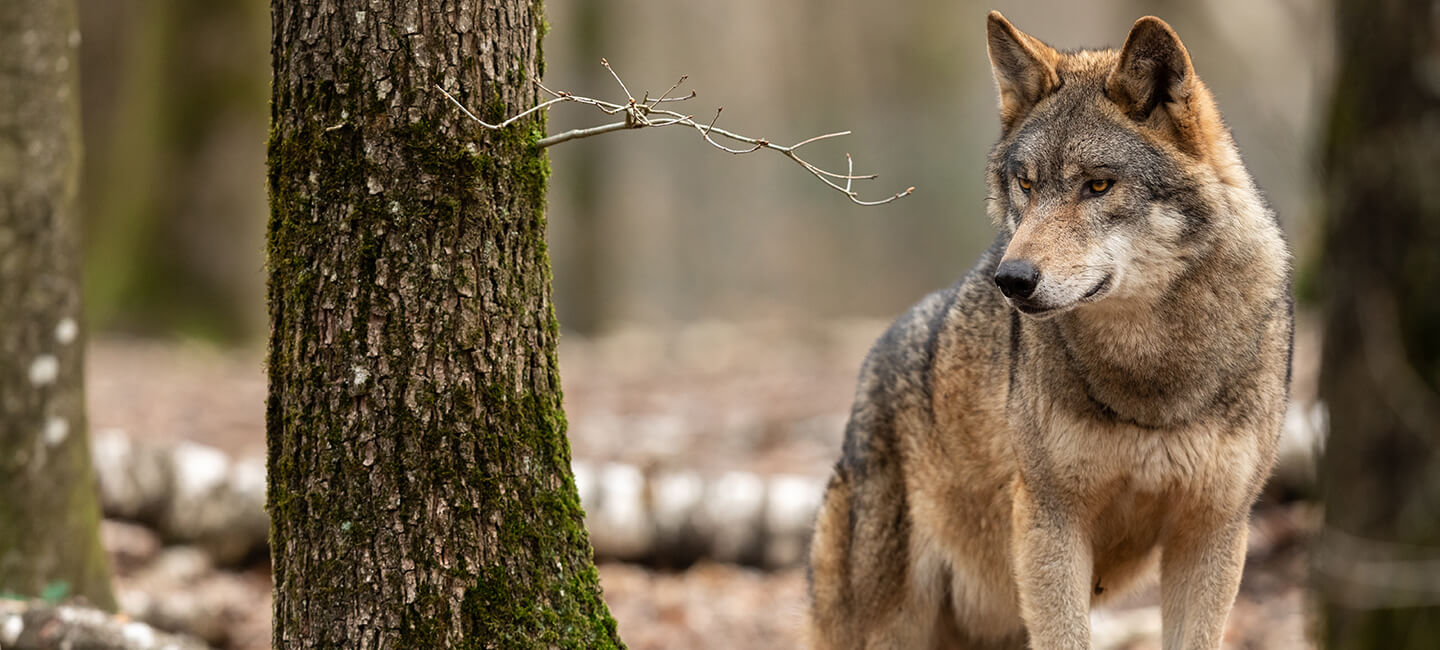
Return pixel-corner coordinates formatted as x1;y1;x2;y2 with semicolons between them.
266;0;621;644
79;0;268;340
0;0;115;610
1319;0;1440;647
550;0;611;334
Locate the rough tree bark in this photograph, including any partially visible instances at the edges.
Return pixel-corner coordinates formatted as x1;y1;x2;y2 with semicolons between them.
1319;0;1440;647
267;0;622;646
0;0;115;610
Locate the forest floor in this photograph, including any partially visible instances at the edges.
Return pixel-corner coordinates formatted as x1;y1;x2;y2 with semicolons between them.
88;316;1323;649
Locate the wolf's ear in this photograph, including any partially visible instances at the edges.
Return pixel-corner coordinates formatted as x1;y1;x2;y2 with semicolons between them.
987;11;1060;132
1106;16;1195;122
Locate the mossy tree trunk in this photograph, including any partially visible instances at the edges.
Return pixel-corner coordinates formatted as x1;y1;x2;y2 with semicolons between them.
1319;0;1440;647
0;0;115;610
267;0;622;646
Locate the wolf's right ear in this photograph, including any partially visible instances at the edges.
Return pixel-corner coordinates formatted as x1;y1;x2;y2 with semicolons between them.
1106;17;1195;123
986;11;1060;132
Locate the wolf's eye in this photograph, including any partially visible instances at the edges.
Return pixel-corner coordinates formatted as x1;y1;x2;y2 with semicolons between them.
1017;177;1032;194
1087;179;1113;194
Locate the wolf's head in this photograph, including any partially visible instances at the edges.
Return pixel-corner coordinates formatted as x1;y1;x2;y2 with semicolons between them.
983;12;1257;319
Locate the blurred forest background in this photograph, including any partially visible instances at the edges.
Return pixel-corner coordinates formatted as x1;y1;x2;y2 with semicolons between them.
78;0;1330;339
13;0;1356;648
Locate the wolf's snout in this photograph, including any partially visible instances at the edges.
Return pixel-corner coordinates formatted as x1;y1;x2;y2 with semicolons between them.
994;260;1040;299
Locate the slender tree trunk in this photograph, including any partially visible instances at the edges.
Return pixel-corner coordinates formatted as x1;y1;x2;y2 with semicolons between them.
267;0;622;646
0;0;115;610
1319;0;1440;647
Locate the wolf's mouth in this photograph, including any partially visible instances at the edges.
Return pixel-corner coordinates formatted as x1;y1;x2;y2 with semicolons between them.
1081;274;1114;301
1014;302;1055;316
1010;273;1114;317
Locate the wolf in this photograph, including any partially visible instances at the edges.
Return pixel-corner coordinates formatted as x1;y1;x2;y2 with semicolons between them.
806;12;1292;650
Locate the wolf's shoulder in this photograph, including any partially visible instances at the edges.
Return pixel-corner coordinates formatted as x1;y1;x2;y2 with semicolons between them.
840;237;1010;464
864;235;1006;387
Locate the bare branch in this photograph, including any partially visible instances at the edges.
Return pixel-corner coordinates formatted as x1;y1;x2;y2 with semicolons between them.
790;130;852;150
537;121;634;148
692;107;767;154
437;85;570;130
436;60;915;206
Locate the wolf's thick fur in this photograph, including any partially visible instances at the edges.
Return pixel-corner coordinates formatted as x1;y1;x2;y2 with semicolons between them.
807;13;1292;650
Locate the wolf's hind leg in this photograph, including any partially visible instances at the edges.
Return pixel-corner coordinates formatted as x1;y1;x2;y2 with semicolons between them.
808;469;859;649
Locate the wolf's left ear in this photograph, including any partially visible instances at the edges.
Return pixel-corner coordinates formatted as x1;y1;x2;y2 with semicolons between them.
1106;17;1195;123
987;11;1060;132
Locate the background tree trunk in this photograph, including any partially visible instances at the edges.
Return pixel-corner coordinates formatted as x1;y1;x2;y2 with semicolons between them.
0;0;115;610
549;0;609;335
267;0;622;646
1319;0;1440;646
79;0;269;341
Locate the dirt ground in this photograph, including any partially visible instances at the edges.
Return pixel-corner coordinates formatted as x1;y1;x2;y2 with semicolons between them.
87;320;1322;649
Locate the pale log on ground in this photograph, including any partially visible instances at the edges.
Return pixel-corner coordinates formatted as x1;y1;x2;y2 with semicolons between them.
90;420;1321;569
0;599;208;650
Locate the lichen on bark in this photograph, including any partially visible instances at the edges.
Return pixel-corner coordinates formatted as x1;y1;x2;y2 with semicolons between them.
266;0;620;646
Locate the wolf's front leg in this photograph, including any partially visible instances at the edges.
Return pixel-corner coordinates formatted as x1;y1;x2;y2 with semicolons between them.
1011;479;1092;650
1160;516;1248;650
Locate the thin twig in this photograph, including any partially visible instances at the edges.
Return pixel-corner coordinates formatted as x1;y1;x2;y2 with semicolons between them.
600;58;636;103
437;85;572;130
436;60;915;206
649;75;691;106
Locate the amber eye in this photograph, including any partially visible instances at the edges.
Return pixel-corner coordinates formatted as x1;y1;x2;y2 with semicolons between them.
1017;177;1032;193
1088;179;1112;194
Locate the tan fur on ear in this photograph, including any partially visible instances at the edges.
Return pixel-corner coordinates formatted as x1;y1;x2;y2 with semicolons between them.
1106;17;1196;124
987;11;1061;132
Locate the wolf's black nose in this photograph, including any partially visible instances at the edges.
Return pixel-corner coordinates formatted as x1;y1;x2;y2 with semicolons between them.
994;260;1040;299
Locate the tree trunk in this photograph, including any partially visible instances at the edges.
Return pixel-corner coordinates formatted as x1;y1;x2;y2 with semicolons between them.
1319;0;1440;647
266;0;622;646
0;0;115;610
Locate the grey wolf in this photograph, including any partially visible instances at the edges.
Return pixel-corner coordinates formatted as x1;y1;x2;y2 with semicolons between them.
807;12;1293;650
